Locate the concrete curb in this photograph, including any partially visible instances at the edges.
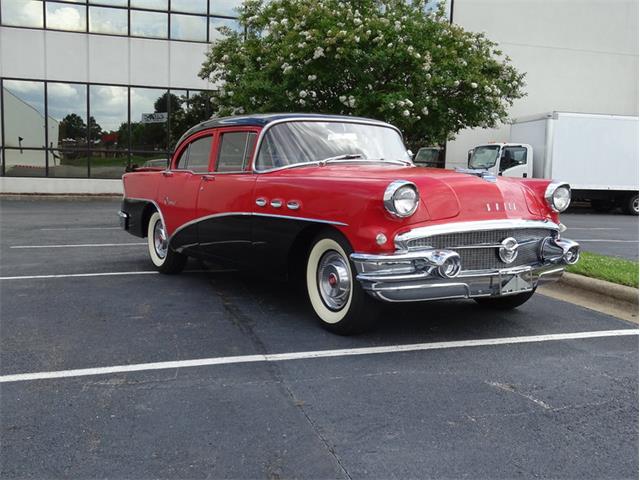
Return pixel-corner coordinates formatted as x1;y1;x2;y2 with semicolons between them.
559;272;639;304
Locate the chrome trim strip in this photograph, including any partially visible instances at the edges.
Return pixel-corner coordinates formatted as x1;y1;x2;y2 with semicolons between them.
251;117;406;174
124;197;166;234
170;212;253;241
252;212;348;226
395;219;560;251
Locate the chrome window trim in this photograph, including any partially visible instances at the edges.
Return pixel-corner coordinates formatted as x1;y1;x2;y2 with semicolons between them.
251;117;407;174
394;219;560;251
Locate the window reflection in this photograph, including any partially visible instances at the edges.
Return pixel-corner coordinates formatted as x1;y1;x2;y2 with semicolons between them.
171;13;207;41
46;2;87;32
171;0;207;14
130;0;168;10
3;80;46;148
209;16;242;42
130;87;169;151
89;84;128;177
210;0;242;17
130;10;168;38
89;6;128;35
89;0;127;6
4;149;46;177
0;0;44;28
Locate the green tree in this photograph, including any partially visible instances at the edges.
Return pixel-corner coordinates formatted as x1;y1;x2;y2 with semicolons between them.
200;0;525;148
58;113;87;141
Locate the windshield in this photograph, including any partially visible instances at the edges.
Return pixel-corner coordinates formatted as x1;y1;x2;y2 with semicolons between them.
255;121;410;170
469;145;500;169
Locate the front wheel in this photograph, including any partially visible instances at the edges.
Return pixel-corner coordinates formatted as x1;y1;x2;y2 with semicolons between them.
305;230;378;335
474;289;536;310
147;211;186;274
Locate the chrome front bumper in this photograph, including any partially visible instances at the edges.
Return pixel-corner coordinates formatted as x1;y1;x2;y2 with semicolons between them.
350;237;580;303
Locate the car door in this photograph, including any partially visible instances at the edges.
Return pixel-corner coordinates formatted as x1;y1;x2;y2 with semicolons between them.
499;145;531;178
156;131;214;251
195;127;259;266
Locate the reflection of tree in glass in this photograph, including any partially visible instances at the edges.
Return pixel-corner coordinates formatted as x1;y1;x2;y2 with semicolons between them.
169;91;214;146
58;113;102;144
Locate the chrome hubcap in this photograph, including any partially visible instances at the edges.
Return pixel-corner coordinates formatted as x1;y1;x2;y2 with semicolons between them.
153;219;168;259
317;250;351;311
633;197;639;213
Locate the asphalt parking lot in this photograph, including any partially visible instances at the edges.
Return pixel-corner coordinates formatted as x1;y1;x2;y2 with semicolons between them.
0;197;638;479
563;208;639;260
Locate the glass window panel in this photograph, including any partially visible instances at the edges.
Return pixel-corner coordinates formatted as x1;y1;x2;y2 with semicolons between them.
89;6;127;34
48;149;88;178
90;150;129;178
89;0;127;6
168;90;187;146
46;2;87;32
209;16;241;42
185;135;212;172
130;10;167;38
89;84;128;152
2;80;45;148
171;0;206;13
131;151;169;170
130;87;169;151
0;0;44;28
209;0;241;17
4;149;46;177
216;132;255;172
130;0;167;10
170;13;206;41
47;83;88;155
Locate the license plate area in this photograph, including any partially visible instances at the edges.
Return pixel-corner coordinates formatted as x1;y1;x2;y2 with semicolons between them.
499;267;533;295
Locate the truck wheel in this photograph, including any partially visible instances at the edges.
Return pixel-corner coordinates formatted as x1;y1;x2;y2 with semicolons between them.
305;229;378;335
147;211;187;274
474;290;536;310
623;194;639;216
591;199;614;213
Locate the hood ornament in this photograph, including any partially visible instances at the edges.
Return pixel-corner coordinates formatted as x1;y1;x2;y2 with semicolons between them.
454;168;497;183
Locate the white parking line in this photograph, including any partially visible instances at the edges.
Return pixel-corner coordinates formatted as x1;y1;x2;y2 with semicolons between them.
0;269;232;281
0;329;636;383
40;227;121;231
574;239;638;243
10;243;146;249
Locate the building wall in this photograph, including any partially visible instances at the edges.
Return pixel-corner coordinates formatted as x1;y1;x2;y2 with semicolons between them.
0;26;212;92
446;0;639;169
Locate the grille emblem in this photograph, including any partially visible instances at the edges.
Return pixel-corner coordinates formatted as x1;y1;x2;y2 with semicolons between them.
498;237;519;264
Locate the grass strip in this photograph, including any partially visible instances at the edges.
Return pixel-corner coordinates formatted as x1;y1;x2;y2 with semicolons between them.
566;251;639;288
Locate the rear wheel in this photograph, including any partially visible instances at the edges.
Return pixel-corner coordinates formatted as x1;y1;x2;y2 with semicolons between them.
147;211;186;274
474;290;536;310
305;230;378;335
623;193;639;216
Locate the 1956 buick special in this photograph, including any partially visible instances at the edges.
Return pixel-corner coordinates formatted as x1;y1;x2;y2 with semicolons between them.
119;113;580;334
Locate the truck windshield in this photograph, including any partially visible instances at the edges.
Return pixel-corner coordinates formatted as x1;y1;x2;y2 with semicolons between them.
469;145;500;169
414;148;440;166
256;121;410;170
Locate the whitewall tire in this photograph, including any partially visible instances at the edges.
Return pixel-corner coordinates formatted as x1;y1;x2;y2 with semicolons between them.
305;230;378;334
147;211;186;274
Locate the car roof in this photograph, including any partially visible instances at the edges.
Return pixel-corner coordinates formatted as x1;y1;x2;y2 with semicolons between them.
174;113;396;149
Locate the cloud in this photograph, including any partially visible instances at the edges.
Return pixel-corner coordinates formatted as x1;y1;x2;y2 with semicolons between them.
46;3;86;32
1;0;43;28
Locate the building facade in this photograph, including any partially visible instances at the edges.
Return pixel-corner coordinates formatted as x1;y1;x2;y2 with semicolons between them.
0;0;241;193
446;0;639;168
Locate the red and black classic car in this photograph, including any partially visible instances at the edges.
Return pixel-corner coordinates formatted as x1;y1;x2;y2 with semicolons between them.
119;113;580;334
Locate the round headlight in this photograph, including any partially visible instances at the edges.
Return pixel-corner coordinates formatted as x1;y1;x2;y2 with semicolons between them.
384;180;419;217
545;182;571;212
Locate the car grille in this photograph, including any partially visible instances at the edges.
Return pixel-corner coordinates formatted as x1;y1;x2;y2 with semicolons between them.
406;228;556;271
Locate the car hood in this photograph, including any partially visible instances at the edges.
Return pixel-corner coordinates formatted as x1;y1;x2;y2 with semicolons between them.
275;163;544;220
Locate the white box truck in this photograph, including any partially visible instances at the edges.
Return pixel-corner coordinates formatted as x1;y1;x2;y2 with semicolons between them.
466;112;639;214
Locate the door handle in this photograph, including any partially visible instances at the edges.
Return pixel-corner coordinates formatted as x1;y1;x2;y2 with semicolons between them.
202;175;216;182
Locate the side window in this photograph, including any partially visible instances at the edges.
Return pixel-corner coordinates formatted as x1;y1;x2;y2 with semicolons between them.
499;146;527;172
174;135;213;172
216;132;257;172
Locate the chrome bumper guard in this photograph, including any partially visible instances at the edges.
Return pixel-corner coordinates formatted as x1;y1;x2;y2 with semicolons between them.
350;237;580;303
117;210;129;230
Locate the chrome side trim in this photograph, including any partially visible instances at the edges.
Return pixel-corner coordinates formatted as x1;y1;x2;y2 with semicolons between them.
168;211;348;243
251;117;406;173
394;219;560;251
124;197;166;235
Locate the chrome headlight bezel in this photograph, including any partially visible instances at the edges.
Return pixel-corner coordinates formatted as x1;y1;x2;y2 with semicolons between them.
545;182;572;213
384;180;419;218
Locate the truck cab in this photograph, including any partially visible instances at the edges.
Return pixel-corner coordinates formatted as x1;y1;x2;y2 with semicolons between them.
467;143;533;179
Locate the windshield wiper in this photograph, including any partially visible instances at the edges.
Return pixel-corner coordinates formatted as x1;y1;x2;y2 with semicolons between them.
318;153;365;165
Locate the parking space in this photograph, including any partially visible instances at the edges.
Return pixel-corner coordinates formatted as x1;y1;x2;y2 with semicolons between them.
0;197;638;479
